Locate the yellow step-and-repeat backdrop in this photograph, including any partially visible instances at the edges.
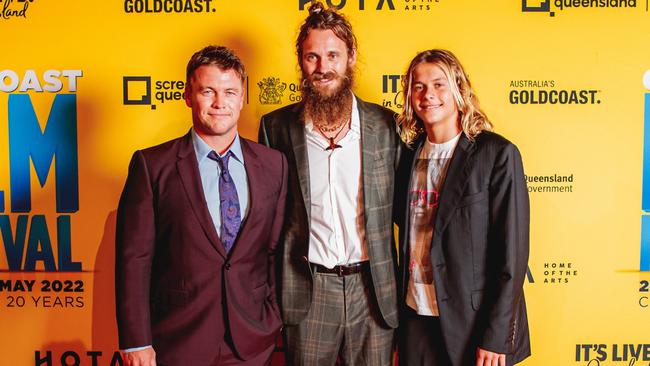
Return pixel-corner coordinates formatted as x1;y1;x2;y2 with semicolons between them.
1;0;650;365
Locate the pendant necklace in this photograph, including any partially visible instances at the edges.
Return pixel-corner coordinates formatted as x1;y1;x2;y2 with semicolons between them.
315;120;347;151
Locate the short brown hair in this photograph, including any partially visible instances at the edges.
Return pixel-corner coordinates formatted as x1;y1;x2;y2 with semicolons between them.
185;45;246;88
296;1;357;66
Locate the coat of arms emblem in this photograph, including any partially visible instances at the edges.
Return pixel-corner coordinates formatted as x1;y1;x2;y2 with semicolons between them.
257;77;287;105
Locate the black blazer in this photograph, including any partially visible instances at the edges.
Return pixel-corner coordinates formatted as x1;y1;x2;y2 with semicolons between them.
395;131;531;366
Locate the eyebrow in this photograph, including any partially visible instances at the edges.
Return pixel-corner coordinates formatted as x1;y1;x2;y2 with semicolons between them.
413;77;446;83
198;86;240;92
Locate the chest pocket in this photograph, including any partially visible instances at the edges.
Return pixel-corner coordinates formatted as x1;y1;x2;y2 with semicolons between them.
457;189;488;208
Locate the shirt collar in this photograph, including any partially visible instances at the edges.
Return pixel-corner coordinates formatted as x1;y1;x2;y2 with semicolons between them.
422;132;462;156
191;128;245;164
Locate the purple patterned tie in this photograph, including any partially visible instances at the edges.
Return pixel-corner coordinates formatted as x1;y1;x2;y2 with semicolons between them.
207;150;241;253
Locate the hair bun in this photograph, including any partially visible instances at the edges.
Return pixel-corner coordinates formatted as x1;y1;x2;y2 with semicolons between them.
309;1;325;14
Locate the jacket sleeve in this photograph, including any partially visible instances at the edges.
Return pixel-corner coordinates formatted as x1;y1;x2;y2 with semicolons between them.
479;143;530;354
115;150;156;350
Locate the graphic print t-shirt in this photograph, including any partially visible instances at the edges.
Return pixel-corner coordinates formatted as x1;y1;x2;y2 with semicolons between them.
406;133;461;316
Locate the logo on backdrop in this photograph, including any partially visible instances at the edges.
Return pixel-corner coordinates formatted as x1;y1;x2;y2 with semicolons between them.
575;344;650;364
508;79;602;105
639;70;650;272
298;0;439;12
1;0;33;20
521;0;640;17
526;173;574;194
35;350;123;366
256;78;303;104
123;0;216;14
0;69;83;272
123;76;152;106
122;76;185;110
541;261;579;284
257;77;287;105
522;0;554;15
380;73;403;110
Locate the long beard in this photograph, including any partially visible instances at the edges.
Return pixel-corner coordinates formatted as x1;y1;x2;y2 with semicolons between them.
301;68;354;126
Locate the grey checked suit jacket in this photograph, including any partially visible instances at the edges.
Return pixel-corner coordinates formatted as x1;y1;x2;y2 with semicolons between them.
258;96;400;328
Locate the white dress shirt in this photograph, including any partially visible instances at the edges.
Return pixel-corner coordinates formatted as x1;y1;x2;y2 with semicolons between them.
305;95;368;268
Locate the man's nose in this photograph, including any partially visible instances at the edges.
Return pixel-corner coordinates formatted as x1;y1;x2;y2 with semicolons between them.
423;88;435;101
211;93;224;108
314;58;330;74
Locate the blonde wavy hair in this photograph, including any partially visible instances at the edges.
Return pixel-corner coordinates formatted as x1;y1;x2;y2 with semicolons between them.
397;49;492;145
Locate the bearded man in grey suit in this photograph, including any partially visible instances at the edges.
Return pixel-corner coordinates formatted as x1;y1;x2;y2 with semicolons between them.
257;2;400;365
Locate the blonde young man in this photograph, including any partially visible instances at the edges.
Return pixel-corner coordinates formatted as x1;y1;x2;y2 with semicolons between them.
394;49;531;366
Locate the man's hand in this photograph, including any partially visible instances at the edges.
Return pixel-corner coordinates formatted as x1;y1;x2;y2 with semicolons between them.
121;347;156;366
476;347;506;366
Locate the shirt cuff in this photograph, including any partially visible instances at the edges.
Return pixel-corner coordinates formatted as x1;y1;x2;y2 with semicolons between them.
122;345;152;353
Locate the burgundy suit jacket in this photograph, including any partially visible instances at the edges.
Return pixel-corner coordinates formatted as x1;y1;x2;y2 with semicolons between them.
115;131;287;365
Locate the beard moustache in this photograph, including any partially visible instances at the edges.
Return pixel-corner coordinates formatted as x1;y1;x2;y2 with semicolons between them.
301;67;354;126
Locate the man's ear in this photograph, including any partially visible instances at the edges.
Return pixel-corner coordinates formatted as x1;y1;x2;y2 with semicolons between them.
348;48;357;67
183;86;191;107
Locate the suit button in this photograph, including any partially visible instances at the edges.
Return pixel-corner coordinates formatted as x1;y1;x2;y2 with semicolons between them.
225;263;231;270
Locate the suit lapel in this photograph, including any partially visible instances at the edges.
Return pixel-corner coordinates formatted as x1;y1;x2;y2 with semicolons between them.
398;138;424;300
229;138;261;257
288;104;311;223
358;98;378;229
433;133;475;237
176;132;226;258
400;137;425;261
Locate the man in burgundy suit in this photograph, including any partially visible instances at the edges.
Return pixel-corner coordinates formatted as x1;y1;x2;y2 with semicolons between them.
115;46;287;366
